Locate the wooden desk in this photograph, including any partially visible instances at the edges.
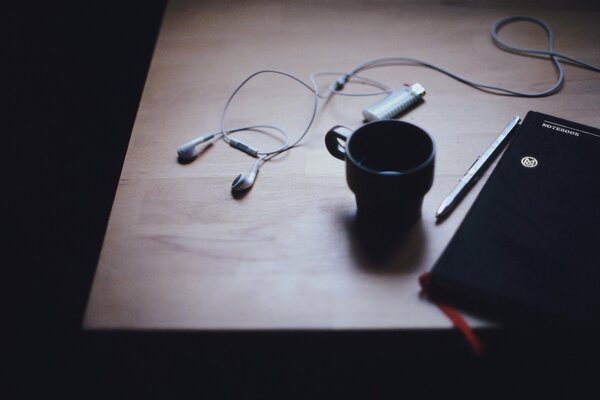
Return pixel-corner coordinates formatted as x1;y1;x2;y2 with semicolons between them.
84;0;600;330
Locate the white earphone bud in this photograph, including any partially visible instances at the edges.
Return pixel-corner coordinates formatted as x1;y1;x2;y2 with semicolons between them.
177;132;218;162
231;159;261;192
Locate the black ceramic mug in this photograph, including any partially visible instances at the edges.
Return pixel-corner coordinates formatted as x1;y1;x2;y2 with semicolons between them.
325;120;435;228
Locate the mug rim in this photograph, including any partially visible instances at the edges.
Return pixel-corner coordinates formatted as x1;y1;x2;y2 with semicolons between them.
345;120;435;176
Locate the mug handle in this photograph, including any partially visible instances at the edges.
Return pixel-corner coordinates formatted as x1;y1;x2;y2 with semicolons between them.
325;126;353;161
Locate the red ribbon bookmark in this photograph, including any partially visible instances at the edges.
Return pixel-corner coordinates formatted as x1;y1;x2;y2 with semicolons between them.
419;272;484;355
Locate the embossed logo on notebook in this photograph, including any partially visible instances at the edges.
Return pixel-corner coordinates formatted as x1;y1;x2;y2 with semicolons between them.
521;156;538;168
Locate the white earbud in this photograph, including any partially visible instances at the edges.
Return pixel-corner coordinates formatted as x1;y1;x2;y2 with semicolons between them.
177;132;218;162
231;159;261;192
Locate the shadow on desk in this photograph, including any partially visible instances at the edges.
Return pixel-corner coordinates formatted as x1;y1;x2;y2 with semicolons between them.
338;209;426;271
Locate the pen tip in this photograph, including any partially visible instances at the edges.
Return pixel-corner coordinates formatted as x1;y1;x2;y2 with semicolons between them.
435;205;450;221
435;205;446;218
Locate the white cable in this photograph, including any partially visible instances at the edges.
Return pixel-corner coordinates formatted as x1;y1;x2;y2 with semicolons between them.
335;16;599;98
219;70;318;158
187;16;600;188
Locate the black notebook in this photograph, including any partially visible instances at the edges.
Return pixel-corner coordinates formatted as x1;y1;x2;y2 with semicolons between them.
430;111;600;327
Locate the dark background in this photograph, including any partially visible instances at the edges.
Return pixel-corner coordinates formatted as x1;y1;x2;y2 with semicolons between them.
6;1;600;398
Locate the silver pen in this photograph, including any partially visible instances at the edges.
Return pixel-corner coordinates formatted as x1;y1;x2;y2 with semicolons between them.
435;116;521;221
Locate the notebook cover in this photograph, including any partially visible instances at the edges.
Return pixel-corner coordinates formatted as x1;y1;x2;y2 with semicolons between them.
430;111;600;326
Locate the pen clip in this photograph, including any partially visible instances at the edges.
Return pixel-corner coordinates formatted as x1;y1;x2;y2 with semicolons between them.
467;156;480;175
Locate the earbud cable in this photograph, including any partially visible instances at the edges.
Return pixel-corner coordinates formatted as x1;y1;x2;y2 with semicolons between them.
205;16;600;176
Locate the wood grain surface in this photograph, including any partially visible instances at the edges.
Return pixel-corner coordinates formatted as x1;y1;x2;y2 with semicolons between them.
84;0;600;330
